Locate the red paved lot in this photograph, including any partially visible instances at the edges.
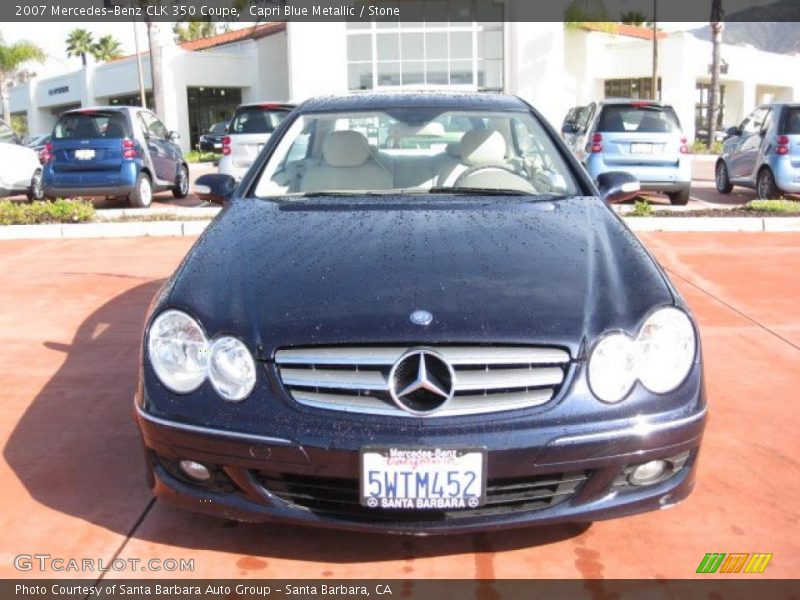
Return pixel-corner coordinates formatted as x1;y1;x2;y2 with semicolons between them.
0;233;798;580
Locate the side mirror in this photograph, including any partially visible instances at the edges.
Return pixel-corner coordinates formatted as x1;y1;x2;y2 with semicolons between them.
597;171;640;204
725;126;740;138
561;122;577;135
194;173;236;205
168;130;180;142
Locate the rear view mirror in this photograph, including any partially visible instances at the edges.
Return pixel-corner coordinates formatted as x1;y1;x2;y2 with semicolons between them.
597;171;640;204
194;173;236;205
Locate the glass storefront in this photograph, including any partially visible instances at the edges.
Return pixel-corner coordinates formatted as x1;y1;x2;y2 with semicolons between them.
186;87;242;149
604;78;662;101
346;22;503;92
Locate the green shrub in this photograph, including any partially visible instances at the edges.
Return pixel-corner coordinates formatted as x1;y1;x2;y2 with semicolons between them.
0;199;95;225
743;199;800;214
691;140;723;155
630;198;653;217
185;151;221;163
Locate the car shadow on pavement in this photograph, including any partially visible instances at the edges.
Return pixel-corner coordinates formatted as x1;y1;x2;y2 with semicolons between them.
4;282;590;565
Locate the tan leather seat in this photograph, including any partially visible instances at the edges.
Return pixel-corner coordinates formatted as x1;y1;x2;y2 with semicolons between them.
300;131;393;192
435;129;508;187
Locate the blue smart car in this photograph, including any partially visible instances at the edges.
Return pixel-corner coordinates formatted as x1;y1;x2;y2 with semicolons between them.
43;106;189;207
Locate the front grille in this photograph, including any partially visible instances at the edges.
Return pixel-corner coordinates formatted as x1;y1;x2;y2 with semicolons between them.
254;470;589;521
274;345;571;417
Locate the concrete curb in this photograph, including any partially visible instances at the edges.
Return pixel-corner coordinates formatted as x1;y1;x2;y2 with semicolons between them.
1;217;800;240
0;220;211;240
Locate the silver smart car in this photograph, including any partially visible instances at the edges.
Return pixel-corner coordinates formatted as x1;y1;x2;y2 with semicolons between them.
715;103;800;198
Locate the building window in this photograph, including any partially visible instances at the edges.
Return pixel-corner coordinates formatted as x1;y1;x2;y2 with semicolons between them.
695;83;726;134
346;21;503;91
604;78;662;101
186;87;243;149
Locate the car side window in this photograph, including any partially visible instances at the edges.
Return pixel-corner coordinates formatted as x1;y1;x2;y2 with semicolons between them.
577;104;595;132
759;109;772;136
741;108;767;136
140;111;168;139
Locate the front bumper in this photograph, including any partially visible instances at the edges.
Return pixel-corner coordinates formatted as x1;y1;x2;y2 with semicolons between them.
134;397;706;534
586;156;692;193
771;158;800;193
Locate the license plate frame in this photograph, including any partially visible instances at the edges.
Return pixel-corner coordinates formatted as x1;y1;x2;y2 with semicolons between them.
630;142;653;155
74;149;96;161
360;446;487;510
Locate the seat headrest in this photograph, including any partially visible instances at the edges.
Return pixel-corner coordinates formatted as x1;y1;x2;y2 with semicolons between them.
459;129;506;165
322;131;370;167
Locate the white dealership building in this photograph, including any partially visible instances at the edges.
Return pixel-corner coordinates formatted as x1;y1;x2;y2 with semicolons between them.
9;21;799;151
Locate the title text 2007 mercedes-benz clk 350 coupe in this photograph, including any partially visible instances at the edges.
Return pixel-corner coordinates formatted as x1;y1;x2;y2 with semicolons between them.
134;92;706;534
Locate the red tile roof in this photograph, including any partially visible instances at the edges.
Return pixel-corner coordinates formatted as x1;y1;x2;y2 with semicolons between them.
179;22;286;51
581;22;668;40
105;22;286;65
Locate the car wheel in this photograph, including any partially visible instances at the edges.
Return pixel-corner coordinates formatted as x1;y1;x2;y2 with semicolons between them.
129;172;153;208
172;164;190;199
756;167;782;200
667;187;691;206
26;169;44;202
715;161;733;194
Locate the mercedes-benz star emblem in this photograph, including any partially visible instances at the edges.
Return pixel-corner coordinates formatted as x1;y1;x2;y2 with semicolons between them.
388;348;455;415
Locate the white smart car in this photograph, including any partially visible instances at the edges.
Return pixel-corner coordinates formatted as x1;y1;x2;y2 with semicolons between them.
0;119;44;200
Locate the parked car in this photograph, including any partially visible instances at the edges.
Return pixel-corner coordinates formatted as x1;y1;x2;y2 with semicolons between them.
563;99;692;205
217;102;295;181
0;140;44;201
42;106;189;207
136;91;706;534
197;121;228;153
715;103;800;199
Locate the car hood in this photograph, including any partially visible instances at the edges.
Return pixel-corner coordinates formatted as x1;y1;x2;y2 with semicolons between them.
165;196;674;358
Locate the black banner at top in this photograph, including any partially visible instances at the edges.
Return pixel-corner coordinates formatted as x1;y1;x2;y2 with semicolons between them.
5;0;800;23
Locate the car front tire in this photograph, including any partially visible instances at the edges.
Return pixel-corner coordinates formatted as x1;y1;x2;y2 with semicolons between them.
715;161;733;194
667;186;691;206
129;172;153;208
172;164;190;199
756;167;782;200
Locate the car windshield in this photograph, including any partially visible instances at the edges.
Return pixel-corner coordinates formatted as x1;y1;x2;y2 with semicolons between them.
54;112;130;140
254;108;578;197
598;104;681;133
230;107;290;135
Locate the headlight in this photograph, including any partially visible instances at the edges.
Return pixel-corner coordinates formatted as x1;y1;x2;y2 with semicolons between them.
147;310;209;393
588;307;696;403
637;307;696;393
147;311;257;401
208;336;257;402
587;333;638;403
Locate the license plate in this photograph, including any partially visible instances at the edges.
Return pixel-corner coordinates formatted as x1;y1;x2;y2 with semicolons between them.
360;447;486;510
213;143;222;149
630;143;653;154
74;149;95;160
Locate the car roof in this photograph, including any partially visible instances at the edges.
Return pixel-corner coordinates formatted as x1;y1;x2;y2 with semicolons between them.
237;102;296;110
61;106;142;116
297;91;529;113
600;98;667;106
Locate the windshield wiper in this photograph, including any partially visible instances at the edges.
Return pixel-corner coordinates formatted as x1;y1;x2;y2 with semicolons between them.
280;191;397;198
427;186;536;197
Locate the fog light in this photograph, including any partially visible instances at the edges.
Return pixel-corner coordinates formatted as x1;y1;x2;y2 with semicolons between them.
629;460;669;486
179;460;211;482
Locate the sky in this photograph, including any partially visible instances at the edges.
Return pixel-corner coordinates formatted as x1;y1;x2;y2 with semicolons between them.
0;21;704;79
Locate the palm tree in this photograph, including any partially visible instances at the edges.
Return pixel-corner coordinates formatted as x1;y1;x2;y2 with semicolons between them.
707;0;724;147
173;22;218;43
91;35;123;63
0;37;46;122
66;28;94;66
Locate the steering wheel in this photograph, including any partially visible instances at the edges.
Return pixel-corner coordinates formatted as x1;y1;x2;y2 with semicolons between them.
452;163;537;193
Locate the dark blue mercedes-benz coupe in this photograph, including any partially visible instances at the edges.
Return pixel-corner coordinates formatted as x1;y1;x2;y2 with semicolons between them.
134;92;706;534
